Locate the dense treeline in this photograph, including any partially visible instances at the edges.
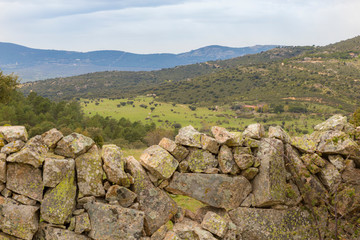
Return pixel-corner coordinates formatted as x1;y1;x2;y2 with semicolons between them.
0;88;156;147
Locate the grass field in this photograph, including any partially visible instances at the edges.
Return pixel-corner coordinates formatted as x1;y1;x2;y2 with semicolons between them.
81;96;345;135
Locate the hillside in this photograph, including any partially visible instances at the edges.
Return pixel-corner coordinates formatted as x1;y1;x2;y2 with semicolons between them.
0;42;276;82
20;36;360;113
20;46;307;100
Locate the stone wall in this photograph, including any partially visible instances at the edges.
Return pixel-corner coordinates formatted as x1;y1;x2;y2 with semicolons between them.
0;114;359;239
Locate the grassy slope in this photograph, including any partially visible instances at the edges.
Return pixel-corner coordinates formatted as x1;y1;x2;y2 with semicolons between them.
81;96;341;135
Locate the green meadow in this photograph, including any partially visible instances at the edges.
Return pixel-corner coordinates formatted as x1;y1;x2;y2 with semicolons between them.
81;96;336;135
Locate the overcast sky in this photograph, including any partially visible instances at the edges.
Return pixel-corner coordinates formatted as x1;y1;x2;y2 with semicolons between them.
0;0;359;54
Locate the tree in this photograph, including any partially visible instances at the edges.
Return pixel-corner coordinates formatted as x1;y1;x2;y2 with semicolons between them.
0;71;19;103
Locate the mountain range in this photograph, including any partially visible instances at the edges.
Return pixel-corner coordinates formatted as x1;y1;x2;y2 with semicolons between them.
20;35;360;113
0;42;276;82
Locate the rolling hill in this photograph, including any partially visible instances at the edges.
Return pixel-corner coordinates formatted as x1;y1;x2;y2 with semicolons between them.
20;36;360;113
0;42;276;82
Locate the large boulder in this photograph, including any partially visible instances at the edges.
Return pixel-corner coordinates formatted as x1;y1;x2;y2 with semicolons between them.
0;153;6;183
75;145;105;198
126;156;177;235
290;135;317;153
40;225;91;240
6;163;43;201
172;218;216;240
0;204;39;240
243;123;265;140
211;126;233;144
159;138;189;161
185;148;218;173
201;135;220;154
314;114;348;131
1;140;25;155
105;185;137;208
229;207;317;239
84;201;144;240
101;144;128;185
55;133;95;158
316;130;360;159
233;147;254;170
318;162;341;193
285;144;328;204
139;145;178;179
6;135;48;168
40;159;76;225
41;128;63;148
201;212;228;238
218;145;239;174
175;126;202;148
43;157;74;187
268;126;290;143
166;172;251;209
252;138;287;207
0;126;28;142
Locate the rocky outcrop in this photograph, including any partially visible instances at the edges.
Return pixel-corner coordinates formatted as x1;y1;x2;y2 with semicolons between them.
0;114;358;239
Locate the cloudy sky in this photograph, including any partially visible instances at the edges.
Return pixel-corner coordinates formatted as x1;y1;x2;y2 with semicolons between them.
0;0;359;53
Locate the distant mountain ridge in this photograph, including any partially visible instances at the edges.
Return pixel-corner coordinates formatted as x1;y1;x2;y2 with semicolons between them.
0;42;277;82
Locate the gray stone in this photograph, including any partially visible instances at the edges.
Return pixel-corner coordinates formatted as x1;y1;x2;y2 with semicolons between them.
336;184;360;217
42;225;91;240
73;209;85;216
101;144;129;186
243;123;265;140
178;161;189;173
0;232;20;240
43;158;74;187
12;193;37;205
140;145;178;179
84;202;145;240
200;135;220;154
75;145;105;198
268;126;290;142
328;155;346;172
41;128;63;148
173;218;216;240
240;193;254;207
75;212;91;234
285;144;328;205
6;163;43;201
243;137;260;148
211;126;233;144
252;138;287;207
233;146;254;170
318;163;341;193
0;204;38;240
175;126;202;148
314;114;348;131
55;132;95;158
151;224;170;240
126;156;177;235
186;148;218;173
163;231;180;240
316;130;360;158
241;167;259;180
1;188;11;198
166;172;251;210
300;154;321;174
159;138;189;161
0;126;28;142
284;181;302;207
342;160;360;185
225;132;243;147
218;145;239;174
290;135;317;153
201;212;228;238
1;140;25;154
77;196;95;209
40;159;76;225
6;135;48;168
229;207;317;240
105;185;137;208
0;153;6;183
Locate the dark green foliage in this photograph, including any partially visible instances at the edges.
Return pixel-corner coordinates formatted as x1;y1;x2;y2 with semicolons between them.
0;71;19;104
0;91;156;147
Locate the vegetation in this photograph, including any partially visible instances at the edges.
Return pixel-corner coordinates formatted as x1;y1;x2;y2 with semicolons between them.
0;71;19;103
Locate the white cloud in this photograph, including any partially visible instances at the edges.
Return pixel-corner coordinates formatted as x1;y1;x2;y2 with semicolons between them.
0;0;359;53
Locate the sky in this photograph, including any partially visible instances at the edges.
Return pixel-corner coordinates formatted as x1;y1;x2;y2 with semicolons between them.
0;0;359;54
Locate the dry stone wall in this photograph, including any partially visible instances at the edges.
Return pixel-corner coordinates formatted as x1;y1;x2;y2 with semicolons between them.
0;114;359;239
